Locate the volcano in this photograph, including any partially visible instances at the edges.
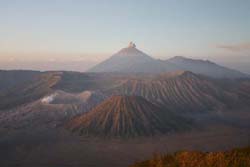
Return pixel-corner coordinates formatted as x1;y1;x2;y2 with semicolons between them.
106;71;238;113
66;95;191;137
88;42;178;73
88;43;248;78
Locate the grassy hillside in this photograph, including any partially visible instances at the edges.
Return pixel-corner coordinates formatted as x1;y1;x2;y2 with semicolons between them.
130;147;250;167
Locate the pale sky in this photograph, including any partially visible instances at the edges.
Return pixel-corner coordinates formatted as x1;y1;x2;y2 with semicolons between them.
0;0;250;72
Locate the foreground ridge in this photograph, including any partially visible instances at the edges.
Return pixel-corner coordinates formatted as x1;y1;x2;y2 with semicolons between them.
130;146;250;167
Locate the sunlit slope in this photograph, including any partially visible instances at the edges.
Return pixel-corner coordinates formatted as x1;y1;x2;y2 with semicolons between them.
66;95;192;137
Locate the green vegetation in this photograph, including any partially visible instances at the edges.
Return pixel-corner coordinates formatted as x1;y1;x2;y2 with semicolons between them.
130;147;250;167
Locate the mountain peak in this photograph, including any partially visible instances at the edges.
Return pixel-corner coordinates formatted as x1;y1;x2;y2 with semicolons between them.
170;56;186;60
114;42;151;58
128;42;136;48
88;42;156;73
169;56;214;64
157;70;197;79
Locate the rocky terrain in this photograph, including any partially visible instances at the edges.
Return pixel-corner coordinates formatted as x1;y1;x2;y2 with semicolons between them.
66;95;192;137
0;44;250;167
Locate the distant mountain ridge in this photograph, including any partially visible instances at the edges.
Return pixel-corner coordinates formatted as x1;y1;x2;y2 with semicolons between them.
89;42;248;78
167;56;247;78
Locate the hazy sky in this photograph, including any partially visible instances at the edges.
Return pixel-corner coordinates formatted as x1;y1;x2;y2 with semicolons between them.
0;0;250;72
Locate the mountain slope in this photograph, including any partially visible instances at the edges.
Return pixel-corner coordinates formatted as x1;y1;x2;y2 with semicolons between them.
0;90;106;129
106;71;238;113
167;56;248;78
89;42;179;73
66;95;191;137
0;71;120;110
88;43;247;78
0;70;40;92
0;72;61;110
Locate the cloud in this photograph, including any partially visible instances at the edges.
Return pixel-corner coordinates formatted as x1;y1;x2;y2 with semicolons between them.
41;93;57;104
216;42;250;52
